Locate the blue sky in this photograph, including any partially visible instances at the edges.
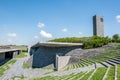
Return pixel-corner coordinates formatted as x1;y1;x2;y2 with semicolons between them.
0;0;120;45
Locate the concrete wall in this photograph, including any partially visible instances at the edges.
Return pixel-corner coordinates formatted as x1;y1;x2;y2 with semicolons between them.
0;50;21;63
56;55;71;70
28;46;81;68
93;15;104;37
0;53;5;62
13;51;18;58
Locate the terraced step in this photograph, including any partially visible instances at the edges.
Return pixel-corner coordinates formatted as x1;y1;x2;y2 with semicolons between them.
109;59;120;64
113;58;120;62
90;67;107;80
80;70;94;80
100;62;112;67
69;72;86;80
106;61;116;66
105;66;115;80
102;67;110;80
61;73;76;80
96;63;105;68
117;64;120;80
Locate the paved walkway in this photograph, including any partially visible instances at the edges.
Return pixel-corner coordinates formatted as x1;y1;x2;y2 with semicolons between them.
0;55;52;80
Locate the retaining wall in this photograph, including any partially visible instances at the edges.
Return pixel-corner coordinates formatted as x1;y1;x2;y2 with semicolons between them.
28;46;81;68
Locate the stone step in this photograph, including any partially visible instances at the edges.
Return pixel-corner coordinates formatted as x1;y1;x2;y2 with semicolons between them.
100;62;112;67
113;58;120;62
96;63;105;68
109;59;120;64
106;61;116;66
116;57;120;60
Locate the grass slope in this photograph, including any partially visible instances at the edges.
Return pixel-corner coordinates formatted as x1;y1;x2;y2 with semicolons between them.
90;67;107;80
117;64;120;80
0;59;16;77
16;52;27;58
106;66;115;80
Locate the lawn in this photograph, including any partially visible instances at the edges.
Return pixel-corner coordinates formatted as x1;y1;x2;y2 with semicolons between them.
16;52;27;58
117;64;120;80
90;67;107;80
106;66;115;80
0;59;16;77
10;45;28;52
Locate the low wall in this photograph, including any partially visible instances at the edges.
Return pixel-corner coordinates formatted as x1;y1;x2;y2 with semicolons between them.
29;46;81;68
56;55;71;70
13;51;19;58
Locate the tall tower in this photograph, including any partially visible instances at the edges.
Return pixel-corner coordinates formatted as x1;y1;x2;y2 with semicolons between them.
93;15;104;37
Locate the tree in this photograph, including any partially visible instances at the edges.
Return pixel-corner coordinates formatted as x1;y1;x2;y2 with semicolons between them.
112;34;120;42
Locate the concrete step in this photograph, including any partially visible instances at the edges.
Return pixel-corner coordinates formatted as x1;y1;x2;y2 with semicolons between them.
113;58;120;62
109;59;120;64
116;57;120;60
100;62;112;67
106;61;116;66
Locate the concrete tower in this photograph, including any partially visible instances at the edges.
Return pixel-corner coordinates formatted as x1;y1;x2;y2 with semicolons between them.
93;15;104;37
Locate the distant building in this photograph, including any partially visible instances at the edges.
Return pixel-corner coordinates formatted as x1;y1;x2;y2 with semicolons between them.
93;15;104;37
0;46;21;65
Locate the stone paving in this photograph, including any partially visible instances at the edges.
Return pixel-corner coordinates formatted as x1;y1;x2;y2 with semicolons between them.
0;55;52;80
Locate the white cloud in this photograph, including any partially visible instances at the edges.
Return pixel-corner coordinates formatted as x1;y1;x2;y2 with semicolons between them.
7;33;17;37
40;30;52;38
37;22;45;28
79;32;82;35
62;28;68;32
116;15;120;23
34;36;39;39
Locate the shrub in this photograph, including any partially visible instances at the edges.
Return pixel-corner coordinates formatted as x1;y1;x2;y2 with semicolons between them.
48;36;111;49
83;36;110;49
112;34;120;43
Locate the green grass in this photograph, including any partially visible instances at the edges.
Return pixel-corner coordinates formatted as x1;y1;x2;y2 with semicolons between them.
71;72;86;80
10;45;28;52
0;59;16;77
106;66;115;80
33;72;86;80
33;65;118;80
63;63;82;71
80;70;94;80
16;52;27;58
117;64;120;80
90;67;107;80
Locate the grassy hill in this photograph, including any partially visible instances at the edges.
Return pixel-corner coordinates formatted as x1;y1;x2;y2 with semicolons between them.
49;36;111;49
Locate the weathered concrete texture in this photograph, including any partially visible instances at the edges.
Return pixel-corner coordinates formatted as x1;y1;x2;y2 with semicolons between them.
56;55;71;70
93;15;104;37
0;53;5;62
29;46;81;68
13;51;19;58
28;43;115;69
67;43;116;65
0;48;21;64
